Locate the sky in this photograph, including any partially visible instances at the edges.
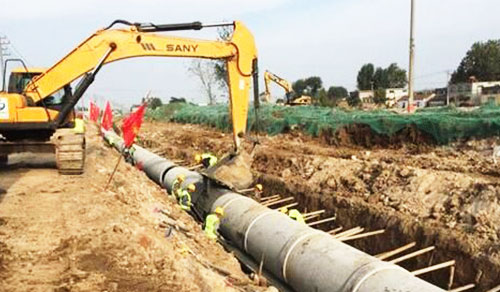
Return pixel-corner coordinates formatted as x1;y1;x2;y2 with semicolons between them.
0;0;499;109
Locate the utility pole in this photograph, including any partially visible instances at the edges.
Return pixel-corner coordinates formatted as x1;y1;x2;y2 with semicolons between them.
446;71;451;106
408;0;415;113
0;35;11;90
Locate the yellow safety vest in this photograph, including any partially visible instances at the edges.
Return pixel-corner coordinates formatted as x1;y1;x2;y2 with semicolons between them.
73;118;85;134
288;209;305;224
201;153;217;167
204;214;220;240
171;178;183;198
178;190;191;211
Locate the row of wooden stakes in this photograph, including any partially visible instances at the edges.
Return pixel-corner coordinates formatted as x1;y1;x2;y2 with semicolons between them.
257;194;488;292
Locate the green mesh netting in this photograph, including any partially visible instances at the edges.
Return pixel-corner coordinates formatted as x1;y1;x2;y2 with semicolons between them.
146;103;500;144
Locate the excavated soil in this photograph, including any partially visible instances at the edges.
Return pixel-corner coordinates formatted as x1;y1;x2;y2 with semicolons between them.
140;121;500;291
0;124;264;292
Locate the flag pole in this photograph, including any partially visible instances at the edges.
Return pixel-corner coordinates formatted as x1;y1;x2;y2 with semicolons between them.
105;154;123;190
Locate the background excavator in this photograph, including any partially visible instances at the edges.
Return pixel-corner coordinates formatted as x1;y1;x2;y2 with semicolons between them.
0;20;258;181
262;70;312;106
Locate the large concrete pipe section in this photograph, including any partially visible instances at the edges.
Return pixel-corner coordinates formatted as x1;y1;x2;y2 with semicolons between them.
101;130;444;292
210;191;443;292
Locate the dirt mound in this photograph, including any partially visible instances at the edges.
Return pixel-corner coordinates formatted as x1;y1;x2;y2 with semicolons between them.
321;123;436;148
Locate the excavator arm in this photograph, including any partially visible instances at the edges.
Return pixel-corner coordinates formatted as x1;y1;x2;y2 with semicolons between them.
23;20;258;151
263;70;293;103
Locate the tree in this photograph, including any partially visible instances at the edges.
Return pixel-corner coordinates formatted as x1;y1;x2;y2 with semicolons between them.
320;86;348;107
357;63;375;90
169;97;186;103
451;40;500;83
357;63;407;91
188;60;218;105
213;26;234;91
373;88;387;104
327;86;348;99
292;76;323;99
373;67;387;89
305;76;323;97
347;91;361;107
384;63;407;88
317;88;331;106
292;79;307;96
148;97;163;109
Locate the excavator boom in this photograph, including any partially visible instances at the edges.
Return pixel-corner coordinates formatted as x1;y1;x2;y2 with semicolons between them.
263;70;293;103
263;70;311;106
3;20;258;151
0;20;258;174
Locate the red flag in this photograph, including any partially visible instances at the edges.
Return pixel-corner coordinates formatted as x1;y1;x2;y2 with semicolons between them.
94;104;101;122
88;101;96;121
122;104;146;147
89;101;101;122
101;101;113;131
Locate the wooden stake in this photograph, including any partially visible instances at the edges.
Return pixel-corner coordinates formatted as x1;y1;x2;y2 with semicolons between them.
448;265;455;290
449;284;476;292
188;164;202;170
389;246;435;264
304;213;321;222
307;216;336;227
486;284;500;292
375;242;416;260
261;197;282;205
264;197;294;207
260;195;280;202
328;227;343;235
273;202;298;210
303;210;325;217
340;229;385;242
105;154;123;190
411;260;455;276
332;227;363;239
238;188;254;193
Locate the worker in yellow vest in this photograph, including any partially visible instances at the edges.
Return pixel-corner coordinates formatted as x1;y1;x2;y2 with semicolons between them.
178;184;195;211
204;207;224;240
171;174;186;199
280;207;305;224
195;153;218;169
254;184;263;201
73;118;85;134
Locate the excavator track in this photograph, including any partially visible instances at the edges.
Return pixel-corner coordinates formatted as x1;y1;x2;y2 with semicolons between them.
52;129;85;175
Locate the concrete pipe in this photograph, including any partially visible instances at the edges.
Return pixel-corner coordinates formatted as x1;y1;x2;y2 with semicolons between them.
211;192;444;292
101;130;445;292
131;145;176;185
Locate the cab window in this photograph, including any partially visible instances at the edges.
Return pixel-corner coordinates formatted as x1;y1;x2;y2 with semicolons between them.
7;72;40;94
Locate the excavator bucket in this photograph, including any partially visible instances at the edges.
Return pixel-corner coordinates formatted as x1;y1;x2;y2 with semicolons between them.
201;150;254;191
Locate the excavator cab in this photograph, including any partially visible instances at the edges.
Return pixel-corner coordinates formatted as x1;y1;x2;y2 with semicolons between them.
7;69;40;94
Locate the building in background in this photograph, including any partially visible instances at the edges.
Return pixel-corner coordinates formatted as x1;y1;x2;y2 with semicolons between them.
449;81;500;106
358;90;374;103
385;88;408;107
481;85;500;105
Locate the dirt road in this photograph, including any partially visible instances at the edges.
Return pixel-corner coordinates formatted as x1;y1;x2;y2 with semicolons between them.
0;125;258;292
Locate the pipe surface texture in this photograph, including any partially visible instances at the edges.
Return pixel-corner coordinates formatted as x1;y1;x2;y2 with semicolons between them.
102;130;444;292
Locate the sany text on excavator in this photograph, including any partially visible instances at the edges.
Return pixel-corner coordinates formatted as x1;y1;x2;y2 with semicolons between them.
0;20;259;174
262;70;311;106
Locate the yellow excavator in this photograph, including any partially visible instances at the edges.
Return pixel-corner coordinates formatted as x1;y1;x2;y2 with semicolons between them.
262;70;312;106
0;20;258;174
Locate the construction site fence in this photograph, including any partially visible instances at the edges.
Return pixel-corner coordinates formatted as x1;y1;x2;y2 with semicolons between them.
146;103;500;144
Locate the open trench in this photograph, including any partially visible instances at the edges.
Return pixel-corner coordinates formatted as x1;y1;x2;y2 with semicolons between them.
139;121;500;291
